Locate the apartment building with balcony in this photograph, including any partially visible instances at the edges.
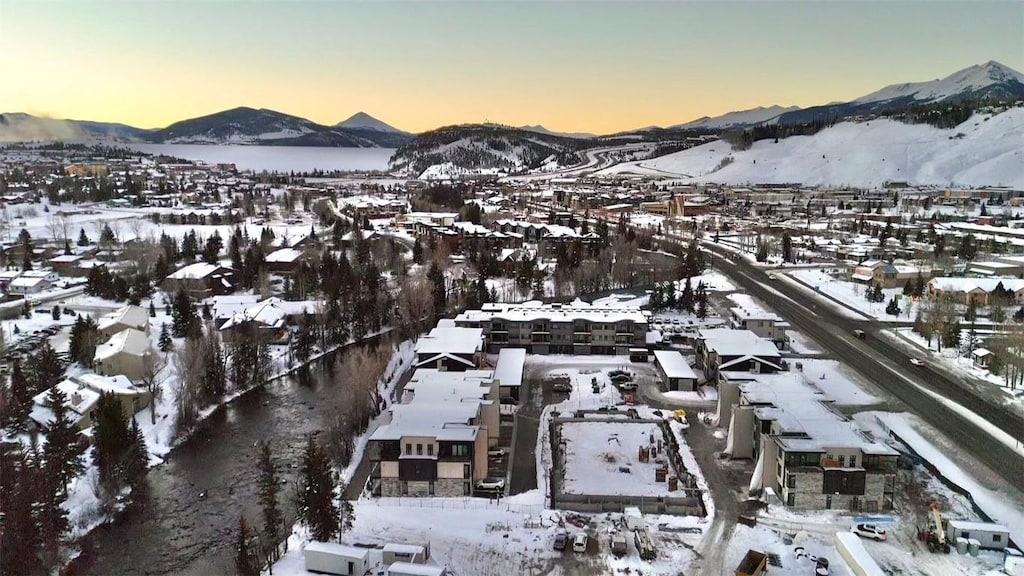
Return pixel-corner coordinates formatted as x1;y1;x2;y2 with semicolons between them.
367;370;496;497
723;372;898;512
453;301;649;355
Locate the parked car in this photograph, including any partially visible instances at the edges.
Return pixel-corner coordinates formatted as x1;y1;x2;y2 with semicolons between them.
851;524;887;541
475;478;506;492
853;329;866;339
553;531;568;551
909;358;926;367
572;532;588;553
552;381;573;393
487;448;507;459
619;381;638;391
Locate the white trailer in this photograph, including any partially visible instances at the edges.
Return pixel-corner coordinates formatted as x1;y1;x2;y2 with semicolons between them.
386;562;445;576
304;541;370;576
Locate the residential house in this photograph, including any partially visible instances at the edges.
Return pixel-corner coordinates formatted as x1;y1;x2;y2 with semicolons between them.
401;369;499;447
653;350;699;391
98;305;150;339
264;248;307;275
729;303;789;348
927;277;1024;305
29;373;150;432
49;254;84;275
413;325;484;371
695;329;783;381
454;301;649;355
94;328;156;382
218;297;319;342
851;260;930;289
162;263;236;299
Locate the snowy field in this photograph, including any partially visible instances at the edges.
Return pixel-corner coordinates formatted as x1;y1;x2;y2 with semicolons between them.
559;421;676;497
787;268;920;321
597;109;1024;188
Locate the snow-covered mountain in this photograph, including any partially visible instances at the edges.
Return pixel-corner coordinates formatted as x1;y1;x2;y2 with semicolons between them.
598;108;1024;188
854;61;1024;104
518;125;596;139
147;107;410;147
670;105;801;130
335;112;407;134
389;124;587;177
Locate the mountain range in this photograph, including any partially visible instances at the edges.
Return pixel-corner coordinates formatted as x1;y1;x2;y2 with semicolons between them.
0;108;412;148
0;61;1021;148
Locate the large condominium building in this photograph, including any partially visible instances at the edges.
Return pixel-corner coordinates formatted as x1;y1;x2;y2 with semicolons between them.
722;372;898;512
453;301;650;355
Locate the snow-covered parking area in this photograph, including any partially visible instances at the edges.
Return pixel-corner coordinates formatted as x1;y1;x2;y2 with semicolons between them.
559;421;675;497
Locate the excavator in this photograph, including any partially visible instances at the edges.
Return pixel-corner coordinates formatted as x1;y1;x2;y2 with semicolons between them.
921;502;952;553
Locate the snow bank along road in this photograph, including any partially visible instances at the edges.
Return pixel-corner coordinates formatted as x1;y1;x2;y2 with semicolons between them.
702;243;1024;488
504;142;655;181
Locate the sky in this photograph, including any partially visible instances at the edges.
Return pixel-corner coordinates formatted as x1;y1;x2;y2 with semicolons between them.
1;1;1022;134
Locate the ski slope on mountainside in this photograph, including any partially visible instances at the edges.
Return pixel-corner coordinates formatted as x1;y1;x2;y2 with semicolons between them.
598;109;1024;188
671;105;801;129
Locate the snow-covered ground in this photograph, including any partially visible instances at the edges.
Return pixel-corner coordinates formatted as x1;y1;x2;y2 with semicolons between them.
598;108;1024;188
792;358;879;405
560;421;676;497
787;268;920;321
786;330;823;355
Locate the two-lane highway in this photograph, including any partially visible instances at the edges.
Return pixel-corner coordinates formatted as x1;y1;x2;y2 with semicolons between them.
705;245;1024;487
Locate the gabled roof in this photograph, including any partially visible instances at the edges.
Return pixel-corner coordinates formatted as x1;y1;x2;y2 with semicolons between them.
414;326;484;356
95;328;152;361
167;262;232;280
98;305;149;333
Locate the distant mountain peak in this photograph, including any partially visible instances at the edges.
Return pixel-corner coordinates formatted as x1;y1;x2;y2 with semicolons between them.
335;112;406;134
518;124;596;139
854;61;1024;104
670;105;801;130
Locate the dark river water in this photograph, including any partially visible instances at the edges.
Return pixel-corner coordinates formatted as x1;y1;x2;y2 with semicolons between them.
71;340;381;575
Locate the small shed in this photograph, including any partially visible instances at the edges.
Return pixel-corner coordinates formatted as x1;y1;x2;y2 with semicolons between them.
386;562;445;576
735;549;768;576
971;348;993;369
629;348;649;362
946;520;1010;550
304;541;370;576
653;350;698;391
383;543;428;565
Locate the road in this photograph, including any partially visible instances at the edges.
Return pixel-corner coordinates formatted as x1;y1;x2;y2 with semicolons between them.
704;244;1024;487
502;143;655;182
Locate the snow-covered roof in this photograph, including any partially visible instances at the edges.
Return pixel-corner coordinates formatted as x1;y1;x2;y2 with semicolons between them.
98;305;149;333
835;532;885;576
699;328;781;358
303;541;368;560
493;348;526;388
264;248;303;263
219;297;318;331
455;299;649;325
946;520;1009;533
95;328;152;361
29;379;101;427
9;276;48;288
414;326;483;356
653;350;697;380
387;563;445;576
403;370;494;405
370;402;481;442
207;294;260;319
929;277;1024;293
167;262;228;280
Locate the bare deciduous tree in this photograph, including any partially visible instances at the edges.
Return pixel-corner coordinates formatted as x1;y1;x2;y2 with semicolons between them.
173;337;205;436
47;213;71;244
139;353;167;425
397;276;433;337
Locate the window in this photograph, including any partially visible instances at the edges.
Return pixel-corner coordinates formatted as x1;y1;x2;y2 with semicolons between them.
849;455;857;468
962;531;971;539
786;474;796;489
416;444;423;456
406;443;412;455
453;444;469;457
838;455;846;467
427;444;434;456
993;535;1002;542
463;464;471;478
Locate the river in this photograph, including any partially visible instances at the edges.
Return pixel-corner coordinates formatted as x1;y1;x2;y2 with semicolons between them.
71;340;386;575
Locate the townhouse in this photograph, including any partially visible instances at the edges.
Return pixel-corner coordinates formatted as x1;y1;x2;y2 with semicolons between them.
454;301;649;355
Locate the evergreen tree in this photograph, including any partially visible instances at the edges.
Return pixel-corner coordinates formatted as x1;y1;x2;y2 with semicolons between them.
68;315;99;367
291;312;316;367
235;515;260;576
124;417;149;488
77;227;89;246
6;359;31;429
51;305;61;321
158;322;173;352
26;342;63;395
42;384;86;495
20;229;33;271
680;277;694;313
93;392;130;489
256;441;283;556
412;238;424;265
427;262;446;315
171;289;198;338
934;233;946;257
885;297;901;316
695;282;708;320
781;232;793;263
149;301;156;317
1;454;43;576
295;435;339;542
965;300;977;323
902;279;914;297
